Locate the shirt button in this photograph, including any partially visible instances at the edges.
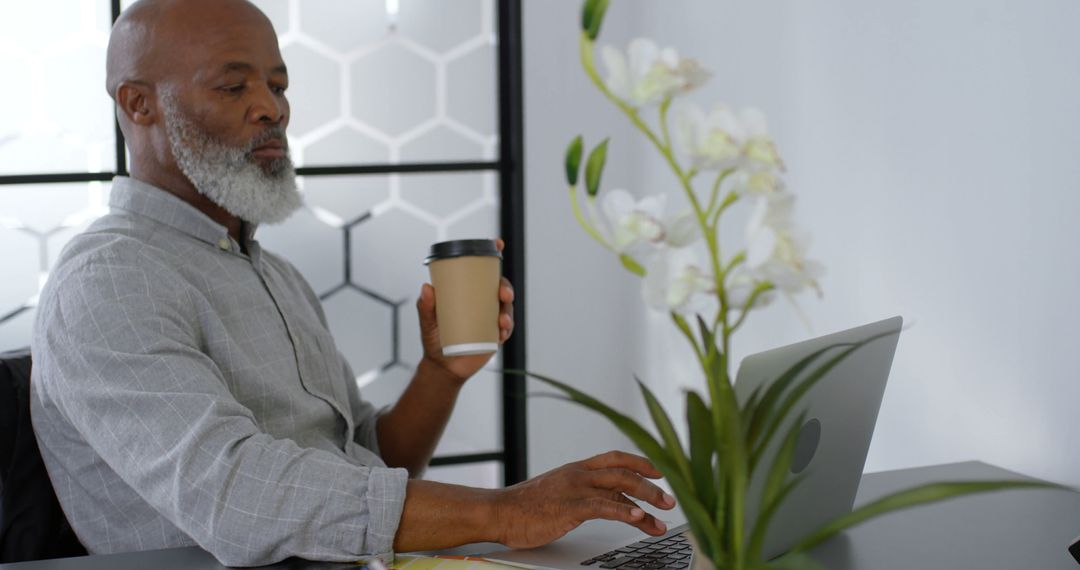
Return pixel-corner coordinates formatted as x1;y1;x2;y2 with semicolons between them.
217;238;230;250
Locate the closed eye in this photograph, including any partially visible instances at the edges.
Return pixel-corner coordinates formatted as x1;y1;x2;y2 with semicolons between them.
220;84;245;94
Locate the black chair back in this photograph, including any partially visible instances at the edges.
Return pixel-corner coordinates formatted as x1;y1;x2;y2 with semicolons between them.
0;349;87;562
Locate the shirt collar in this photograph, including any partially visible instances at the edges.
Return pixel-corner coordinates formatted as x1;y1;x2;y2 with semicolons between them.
109;176;258;250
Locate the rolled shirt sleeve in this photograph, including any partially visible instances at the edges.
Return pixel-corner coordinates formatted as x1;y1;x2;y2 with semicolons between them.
32;223;407;565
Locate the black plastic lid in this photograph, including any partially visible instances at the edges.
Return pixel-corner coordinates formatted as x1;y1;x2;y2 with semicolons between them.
424;239;501;264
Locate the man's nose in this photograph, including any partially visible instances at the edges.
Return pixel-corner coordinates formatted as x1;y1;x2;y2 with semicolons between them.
249;86;286;124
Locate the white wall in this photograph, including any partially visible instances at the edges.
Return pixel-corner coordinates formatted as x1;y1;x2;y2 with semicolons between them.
523;1;658;475
525;0;1080;486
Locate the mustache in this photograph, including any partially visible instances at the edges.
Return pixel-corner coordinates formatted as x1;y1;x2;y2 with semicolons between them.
246;127;289;152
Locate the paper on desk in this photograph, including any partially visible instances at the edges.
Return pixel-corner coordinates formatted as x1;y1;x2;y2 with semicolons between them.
392;554;530;570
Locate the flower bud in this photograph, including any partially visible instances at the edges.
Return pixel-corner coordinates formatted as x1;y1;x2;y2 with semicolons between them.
582;0;611;41
565;135;584;186
585;139;609;198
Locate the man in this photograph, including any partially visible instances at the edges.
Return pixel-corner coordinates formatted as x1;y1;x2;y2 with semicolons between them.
29;0;675;566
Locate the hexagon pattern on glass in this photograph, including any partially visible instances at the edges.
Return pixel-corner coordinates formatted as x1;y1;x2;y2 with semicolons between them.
0;0;114;175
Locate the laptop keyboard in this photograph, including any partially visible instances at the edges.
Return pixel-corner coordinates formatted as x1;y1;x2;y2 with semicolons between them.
579;523;692;569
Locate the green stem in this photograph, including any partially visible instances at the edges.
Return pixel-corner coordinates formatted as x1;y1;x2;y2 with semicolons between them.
729;282;775;335
568;186;613;251
706;168;734;216
720;321;747;569
579;34;707;224
581;32;752;567
726;251;747;274
672;312;705;363
709;190;740;232
659;97;674;151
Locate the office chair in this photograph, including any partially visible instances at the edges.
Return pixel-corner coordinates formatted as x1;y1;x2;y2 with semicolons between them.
0;349;86;562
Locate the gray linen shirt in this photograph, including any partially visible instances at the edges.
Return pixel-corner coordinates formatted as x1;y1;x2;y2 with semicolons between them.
30;176;408;566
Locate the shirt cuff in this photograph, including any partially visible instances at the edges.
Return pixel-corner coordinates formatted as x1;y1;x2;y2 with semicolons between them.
361;466;409;555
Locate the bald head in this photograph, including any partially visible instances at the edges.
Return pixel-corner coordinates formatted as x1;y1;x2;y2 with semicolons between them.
106;0;277;99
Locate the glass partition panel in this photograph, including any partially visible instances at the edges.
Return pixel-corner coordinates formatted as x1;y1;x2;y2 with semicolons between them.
269;0;497;166
5;0;514;482
257;171;500;455
425;461;502;489
0;181;111;350
0;1;115;174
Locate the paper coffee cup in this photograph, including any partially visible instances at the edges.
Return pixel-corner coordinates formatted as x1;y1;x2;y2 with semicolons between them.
424;239;502;356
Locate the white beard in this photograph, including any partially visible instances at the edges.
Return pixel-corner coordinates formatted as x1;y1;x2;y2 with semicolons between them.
160;93;302;225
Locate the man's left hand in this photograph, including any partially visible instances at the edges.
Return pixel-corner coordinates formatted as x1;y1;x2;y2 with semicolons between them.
416;239;515;384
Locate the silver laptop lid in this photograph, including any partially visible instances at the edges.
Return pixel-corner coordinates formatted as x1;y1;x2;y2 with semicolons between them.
735;316;903;560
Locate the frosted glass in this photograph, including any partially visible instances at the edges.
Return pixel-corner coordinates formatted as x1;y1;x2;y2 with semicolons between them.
281;43;342;138
426;461;502;489
447;44;498;138
301;126;390;167
257;205;344;295
399;172;493;218
274;0;496;165
399;0;487;52
0;181;110;349
259;171;501;456
2;1;506;480
0;0;114;174
110;1;498;167
349;43;437;137
300;0;388;53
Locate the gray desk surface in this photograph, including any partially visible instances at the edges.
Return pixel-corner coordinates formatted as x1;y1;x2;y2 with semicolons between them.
4;461;1078;569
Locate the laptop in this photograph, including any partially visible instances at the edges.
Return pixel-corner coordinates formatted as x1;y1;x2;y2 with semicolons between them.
479;316;903;569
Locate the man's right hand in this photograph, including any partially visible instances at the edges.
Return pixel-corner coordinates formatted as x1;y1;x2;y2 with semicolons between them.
490;450;677;549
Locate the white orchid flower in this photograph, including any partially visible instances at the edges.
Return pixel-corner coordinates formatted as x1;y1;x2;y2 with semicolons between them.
675;102;744;170
675;103;785;177
744;193;823;296
585;188;703;252
601;38;709;107
731;169;784;196
600;189;666;251
739;107;784;172
643;247;714;313
664;211;701;248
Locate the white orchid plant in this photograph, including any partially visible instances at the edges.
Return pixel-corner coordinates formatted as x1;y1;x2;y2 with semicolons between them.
517;2;1059;570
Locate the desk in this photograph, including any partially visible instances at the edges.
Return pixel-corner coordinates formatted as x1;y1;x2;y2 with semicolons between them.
3;462;1078;569
808;461;1080;569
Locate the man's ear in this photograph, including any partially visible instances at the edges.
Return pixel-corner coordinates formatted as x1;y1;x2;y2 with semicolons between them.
115;82;155;126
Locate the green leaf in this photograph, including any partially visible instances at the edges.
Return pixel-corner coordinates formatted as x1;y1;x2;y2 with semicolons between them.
695;315;716;357
584;139;609;197
740;384;764;435
761;415;802;508
747;414;806;560
565;135;584;186
752;329;900;471
581;0;611;41
506;369;670;469
750;477;803;564
790;480;1065;553
504;369;721;555
686;390;717;513
768;552;830;570
747;344;844;449
636;377;694;489
671;313;697;353
752;346;855;471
